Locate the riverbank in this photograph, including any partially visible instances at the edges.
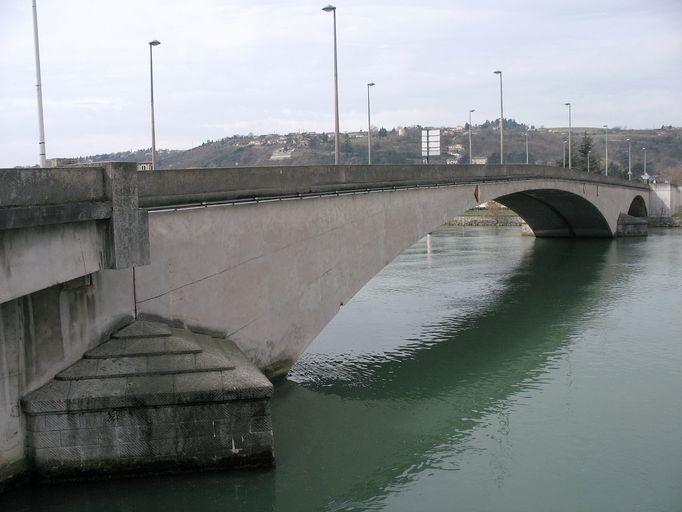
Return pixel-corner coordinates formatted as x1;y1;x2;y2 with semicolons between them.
449;213;681;228
447;214;526;227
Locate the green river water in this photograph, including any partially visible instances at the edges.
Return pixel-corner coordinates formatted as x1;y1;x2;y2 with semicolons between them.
2;226;681;511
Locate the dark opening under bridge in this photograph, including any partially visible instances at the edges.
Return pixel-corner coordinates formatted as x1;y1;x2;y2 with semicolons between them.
0;163;649;482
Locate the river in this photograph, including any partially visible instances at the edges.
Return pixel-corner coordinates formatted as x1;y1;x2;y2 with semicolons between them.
2;226;681;511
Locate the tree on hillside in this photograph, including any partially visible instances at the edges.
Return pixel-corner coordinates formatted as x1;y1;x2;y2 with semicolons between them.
576;133;594;172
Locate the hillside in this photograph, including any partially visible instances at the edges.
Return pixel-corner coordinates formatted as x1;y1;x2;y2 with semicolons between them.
79;123;682;182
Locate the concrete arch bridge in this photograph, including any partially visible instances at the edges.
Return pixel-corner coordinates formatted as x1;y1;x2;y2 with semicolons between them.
132;164;649;375
0;163;651;481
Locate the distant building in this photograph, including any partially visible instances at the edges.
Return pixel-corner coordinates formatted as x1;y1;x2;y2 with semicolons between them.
137;161;153;171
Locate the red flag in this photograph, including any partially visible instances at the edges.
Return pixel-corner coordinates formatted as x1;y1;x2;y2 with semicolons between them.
474;185;480;203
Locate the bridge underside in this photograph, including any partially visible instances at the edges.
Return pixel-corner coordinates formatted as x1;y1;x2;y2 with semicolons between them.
496;189;613;238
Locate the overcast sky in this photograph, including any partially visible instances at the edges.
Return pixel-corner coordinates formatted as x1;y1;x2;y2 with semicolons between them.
1;0;681;167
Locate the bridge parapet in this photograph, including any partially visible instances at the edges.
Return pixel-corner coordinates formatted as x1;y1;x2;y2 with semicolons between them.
0;163;149;304
138;164;648;208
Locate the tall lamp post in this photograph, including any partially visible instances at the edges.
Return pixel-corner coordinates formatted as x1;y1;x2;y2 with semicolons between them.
587;150;591;173
32;0;47;167
563;140;567;168
323;5;340;165
493;70;504;164
524;129;529;164
642;147;647;178
603;124;609;176
565;102;572;169
366;82;375;164
149;40;161;170
627;138;632;180
468;109;475;164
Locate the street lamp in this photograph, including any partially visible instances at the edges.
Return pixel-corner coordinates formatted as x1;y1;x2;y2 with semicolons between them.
587;150;591;173
32;0;47;167
565;102;572;169
493;70;504;164
323;5;340;165
525;129;529;164
149;39;161;170
627;138;632;180
367;82;375;164
468;109;475;164
563;140;567;168
603;124;609;176
642;147;647;179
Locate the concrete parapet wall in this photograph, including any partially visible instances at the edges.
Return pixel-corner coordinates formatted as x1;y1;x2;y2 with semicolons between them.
0;163;149;304
137;164;648;208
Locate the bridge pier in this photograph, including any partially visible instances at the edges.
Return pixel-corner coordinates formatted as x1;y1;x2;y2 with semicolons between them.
617;213;649;236
21;321;273;480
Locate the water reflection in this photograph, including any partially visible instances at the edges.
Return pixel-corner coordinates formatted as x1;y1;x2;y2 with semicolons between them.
275;231;622;510
3;228;677;512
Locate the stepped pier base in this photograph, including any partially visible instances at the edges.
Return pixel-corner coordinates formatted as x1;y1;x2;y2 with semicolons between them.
21;321;274;480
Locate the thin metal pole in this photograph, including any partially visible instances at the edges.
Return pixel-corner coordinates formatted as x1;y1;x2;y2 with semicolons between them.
494;71;504;164
367;82;374;164
603;125;608;176
565;102;572;169
563;140;566;168
525;130;529;164
627;138;632;180
468;109;474;164
332;9;340;164
587;150;591;173
32;0;47;167
149;41;160;170
643;147;647;176
323;7;340;165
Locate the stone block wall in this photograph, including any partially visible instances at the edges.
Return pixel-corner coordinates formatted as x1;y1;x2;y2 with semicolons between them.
25;400;273;479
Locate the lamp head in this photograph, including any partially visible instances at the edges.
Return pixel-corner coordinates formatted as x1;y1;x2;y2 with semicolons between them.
149;40;161;46
565;102;571;106
322;5;336;12
469;109;475;113
493;70;502;75
603;124;608;128
368;82;375;87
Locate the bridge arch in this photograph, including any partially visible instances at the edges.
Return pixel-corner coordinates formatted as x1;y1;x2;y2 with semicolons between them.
134;165;650;376
494;189;612;238
627;195;648;217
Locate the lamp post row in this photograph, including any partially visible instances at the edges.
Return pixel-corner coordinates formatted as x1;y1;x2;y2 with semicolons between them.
30;2;647;173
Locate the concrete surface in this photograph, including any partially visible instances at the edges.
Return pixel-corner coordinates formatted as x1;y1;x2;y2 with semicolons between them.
21;321;273;480
0;269;135;489
135;174;650;377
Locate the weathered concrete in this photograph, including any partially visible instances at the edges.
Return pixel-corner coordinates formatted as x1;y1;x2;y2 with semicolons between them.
21;321;273;480
617;213;649;236
650;182;682;218
0;163;149;304
134;169;649;377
